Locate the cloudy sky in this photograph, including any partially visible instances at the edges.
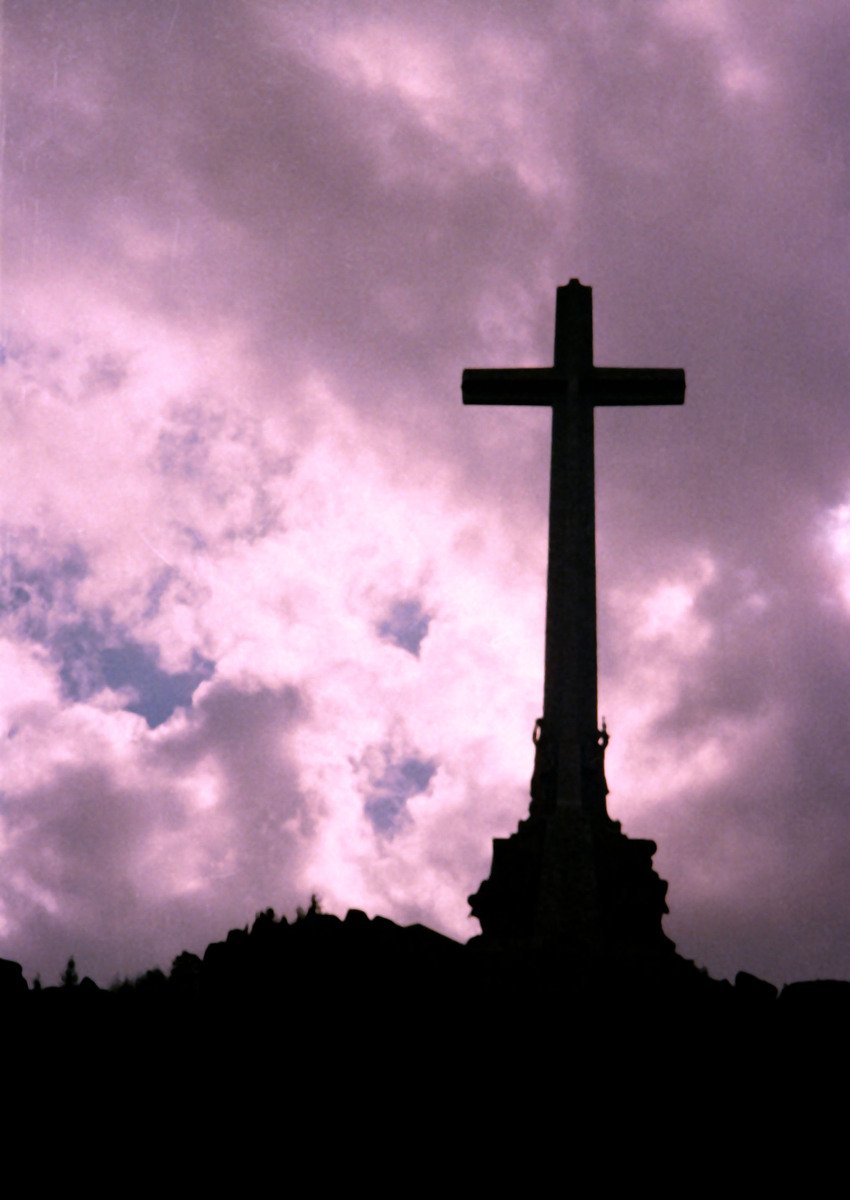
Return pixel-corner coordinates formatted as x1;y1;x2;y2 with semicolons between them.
3;0;850;987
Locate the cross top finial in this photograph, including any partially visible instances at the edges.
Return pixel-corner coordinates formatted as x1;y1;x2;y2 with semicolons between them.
554;280;593;370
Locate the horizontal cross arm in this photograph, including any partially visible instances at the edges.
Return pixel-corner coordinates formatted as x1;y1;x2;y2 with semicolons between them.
462;367;564;406
462;365;685;408
586;367;685;407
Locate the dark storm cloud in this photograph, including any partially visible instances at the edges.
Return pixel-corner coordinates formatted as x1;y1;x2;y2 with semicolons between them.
656;588;850;983
0;758;185;983
155;683;310;842
5;0;554;486
1;680;313;984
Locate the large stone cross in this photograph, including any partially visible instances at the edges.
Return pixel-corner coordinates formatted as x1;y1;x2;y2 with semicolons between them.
462;280;685;817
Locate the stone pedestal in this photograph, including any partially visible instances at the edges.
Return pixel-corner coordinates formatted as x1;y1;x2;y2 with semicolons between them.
469;803;673;956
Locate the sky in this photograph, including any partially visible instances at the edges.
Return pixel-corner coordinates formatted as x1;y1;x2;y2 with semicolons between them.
3;0;850;988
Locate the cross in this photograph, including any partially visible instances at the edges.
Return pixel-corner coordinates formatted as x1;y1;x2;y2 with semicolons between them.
462;280;685;817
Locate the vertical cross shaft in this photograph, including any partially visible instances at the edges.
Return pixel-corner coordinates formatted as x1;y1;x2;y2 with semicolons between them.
545;285;597;765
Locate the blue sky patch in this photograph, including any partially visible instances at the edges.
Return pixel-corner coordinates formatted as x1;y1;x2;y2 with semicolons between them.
143;566;178;619
1;538;88;642
100;643;214;728
58;625;214;728
0;536;213;728
363;750;437;836
55;619;106;702
377;598;431;657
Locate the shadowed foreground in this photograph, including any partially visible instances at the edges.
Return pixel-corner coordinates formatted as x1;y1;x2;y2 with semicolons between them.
6;899;850;1161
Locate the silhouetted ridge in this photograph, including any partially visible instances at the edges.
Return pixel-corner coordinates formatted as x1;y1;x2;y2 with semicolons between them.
4;897;846;1039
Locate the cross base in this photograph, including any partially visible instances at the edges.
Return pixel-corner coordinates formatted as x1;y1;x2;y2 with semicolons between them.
469;788;673;955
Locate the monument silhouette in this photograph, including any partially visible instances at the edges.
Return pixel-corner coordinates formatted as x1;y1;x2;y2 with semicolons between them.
464;279;684;958
6;283;850;1040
